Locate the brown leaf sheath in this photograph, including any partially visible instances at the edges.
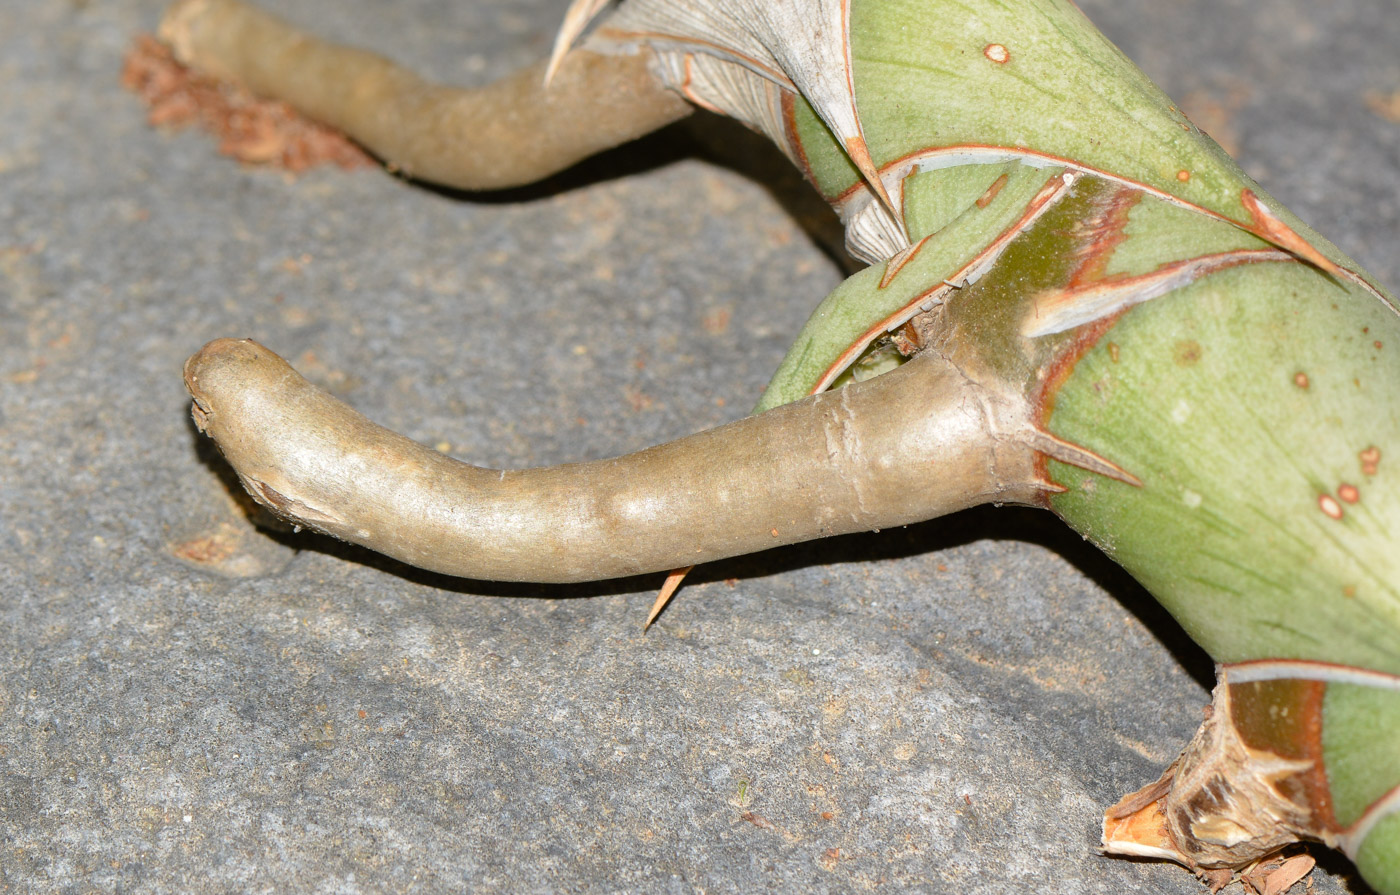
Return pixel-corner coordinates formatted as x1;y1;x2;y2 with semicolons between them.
158;0;692;190
184;338;1048;582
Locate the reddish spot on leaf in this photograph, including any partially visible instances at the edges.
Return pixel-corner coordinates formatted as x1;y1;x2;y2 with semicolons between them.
983;43;1010;64
1293;372;1310;389
1318;494;1344;520
976;173;1009;208
1361;445;1382;476
1338;483;1360;504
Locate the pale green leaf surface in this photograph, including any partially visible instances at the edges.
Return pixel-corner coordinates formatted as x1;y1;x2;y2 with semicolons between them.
1322;684;1400;828
1048;265;1400;672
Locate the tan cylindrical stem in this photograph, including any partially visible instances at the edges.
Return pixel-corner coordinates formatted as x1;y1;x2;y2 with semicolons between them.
159;0;692;189
185;339;1045;582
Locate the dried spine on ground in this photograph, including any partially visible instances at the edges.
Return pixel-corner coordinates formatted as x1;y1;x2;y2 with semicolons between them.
154;0;1400;891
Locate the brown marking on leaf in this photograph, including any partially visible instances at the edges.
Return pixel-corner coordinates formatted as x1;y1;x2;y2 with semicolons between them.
1174;340;1203;367
1066;185;1143;287
673;56;708;111
1338;483;1360;504
983;43;1010;64
1318;494;1344;520
1227;679;1337;834
781;91;821;194
1108;342;1121;363
877;234;933;289
1294;372;1310;390
1026;248;1291;338
1177;170;1192;183
818;171;1075;396
122;34;372;172
975;172;1009;208
831;139;1238;242
844;135;897;218
1360;446;1381;476
1240;189;1339;275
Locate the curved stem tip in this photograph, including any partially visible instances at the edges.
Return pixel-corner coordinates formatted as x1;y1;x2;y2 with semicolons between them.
185;338;1049;582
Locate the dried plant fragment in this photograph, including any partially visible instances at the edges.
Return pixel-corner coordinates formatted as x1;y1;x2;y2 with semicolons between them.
1104;680;1320;871
121;34;373;171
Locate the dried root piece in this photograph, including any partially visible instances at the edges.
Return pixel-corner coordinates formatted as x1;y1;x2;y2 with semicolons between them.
122;34;372;171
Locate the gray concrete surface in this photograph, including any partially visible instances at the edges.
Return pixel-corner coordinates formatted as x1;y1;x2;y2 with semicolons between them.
2;0;1397;892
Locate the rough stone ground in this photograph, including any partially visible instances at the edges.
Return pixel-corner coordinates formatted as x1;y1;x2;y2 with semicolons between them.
2;0;1397;892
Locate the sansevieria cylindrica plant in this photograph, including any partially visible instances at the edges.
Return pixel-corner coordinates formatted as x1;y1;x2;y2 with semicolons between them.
146;0;1400;889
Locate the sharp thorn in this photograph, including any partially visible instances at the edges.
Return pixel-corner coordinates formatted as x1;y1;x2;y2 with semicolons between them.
645;565;694;631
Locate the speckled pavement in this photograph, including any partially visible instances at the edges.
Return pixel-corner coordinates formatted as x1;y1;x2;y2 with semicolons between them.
3;1;1397;891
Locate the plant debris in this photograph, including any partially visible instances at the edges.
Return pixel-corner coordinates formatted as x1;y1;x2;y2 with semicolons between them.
121;34;373;172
